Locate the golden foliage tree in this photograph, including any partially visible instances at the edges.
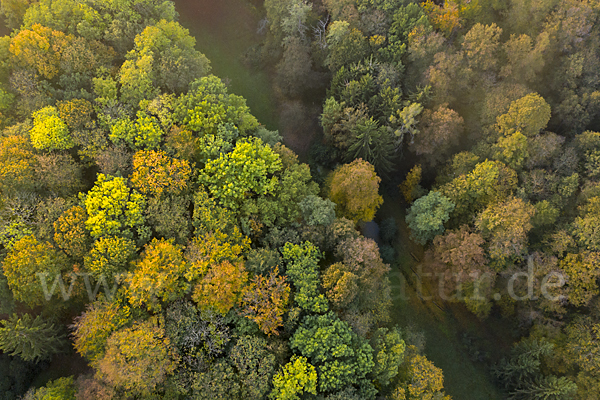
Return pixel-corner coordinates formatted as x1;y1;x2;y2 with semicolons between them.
131;149;192;196
126;238;188;311
327;158;383;223
241;268;290;336
192;259;248;315
96;319;177;396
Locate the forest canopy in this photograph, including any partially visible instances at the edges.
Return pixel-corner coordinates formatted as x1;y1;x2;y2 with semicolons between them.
2;0;600;399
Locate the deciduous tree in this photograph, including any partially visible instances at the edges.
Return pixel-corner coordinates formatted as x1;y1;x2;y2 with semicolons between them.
3;235;70;307
327;159;383;223
126;238;187;311
290;311;374;393
406;191;455;245
54;205;91;260
230;335;277;400
281;241;328;313
71;298;133;363
84;236;137;280
496;93;551;138
82;174;146;239
29;106;74;151
241;268;290;336
270;355;317;400
475;196;535;269
192;259;248;315
131;149;191;196
97;320;177;396
200;138;282;210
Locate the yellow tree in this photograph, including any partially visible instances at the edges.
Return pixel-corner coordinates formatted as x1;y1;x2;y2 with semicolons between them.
475;196;535;269
71;298;133;363
9;23;73;79
327;158;383;223
130;149;192;196
57;98;93;130
82;174;146;239
29;106;74;150
3;235;71;307
53;205;91;260
422;0;461;36
192;259;248;315
240;268;290;336
126;238;188;311
405;351;451;399
96;319;178;396
184;231;250;281
0;134;37;194
399;164;423;203
559;252;600;307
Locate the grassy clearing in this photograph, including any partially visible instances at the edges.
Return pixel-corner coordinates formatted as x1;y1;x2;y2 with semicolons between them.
174;0;278;130
380;195;507;400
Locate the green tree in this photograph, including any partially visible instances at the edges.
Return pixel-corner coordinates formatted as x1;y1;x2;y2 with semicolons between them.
0;313;63;362
509;376;577;400
173;75;258;136
326;25;370;71
290;311;374;393
270;355;317;400
29;376;76;400
199;138;282;210
281;242;328;313
327;159;383;223
191;358;241;400
371;327;406;388
108;111;164;150
346;116;395;174
406;191;455;245
299;195;336;226
122;20;210;96
230;335;277;400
